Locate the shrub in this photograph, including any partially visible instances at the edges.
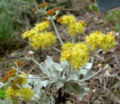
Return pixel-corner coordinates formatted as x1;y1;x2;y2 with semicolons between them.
0;2;116;104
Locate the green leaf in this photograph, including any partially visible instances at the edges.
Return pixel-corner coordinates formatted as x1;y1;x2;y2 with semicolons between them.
0;87;6;99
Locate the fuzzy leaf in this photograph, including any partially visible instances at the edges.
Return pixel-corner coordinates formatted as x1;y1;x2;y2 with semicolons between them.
0;100;13;104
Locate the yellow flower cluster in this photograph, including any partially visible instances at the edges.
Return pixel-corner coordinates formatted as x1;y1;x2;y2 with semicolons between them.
19;88;34;101
5;73;33;101
99;32;115;50
5;87;33;101
67;21;86;36
15;74;27;84
34;21;50;32
58;15;86;36
61;43;90;69
85;31;103;50
86;31;115;50
6;87;18;99
22;21;56;50
57;15;76;25
61;42;75;51
29;32;56;50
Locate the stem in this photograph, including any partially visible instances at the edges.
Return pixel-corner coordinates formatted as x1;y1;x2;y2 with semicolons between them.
51;46;61;53
12;66;25;75
32;58;41;68
20;76;49;79
72;36;76;42
79;68;103;83
114;53;120;68
50;18;64;45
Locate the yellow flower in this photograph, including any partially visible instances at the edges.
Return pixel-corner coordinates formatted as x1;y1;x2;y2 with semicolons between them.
22;29;35;39
99;32;115;50
57;15;76;25
34;21;50;32
15;74;27;84
67;22;86;36
85;31;104;50
6;87;18;99
22;21;55;50
61;42;75;51
70;43;89;68
86;31;115;51
19;88;33;101
61;43;89;69
29;32;56;50
81;21;87;26
60;50;71;61
61;42;75;61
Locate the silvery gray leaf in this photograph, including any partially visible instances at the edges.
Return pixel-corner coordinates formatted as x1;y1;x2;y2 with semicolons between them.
60;61;70;69
0;100;13;104
53;63;63;72
67;73;79;81
56;81;64;89
83;63;93;70
80;57;94;70
64;82;87;94
79;70;93;81
79;69;89;75
0;82;6;88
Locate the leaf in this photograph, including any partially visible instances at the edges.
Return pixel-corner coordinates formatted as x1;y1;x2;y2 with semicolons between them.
67;73;79;81
56;81;64;90
0;100;13;104
39;56;66;78
64;82;86;94
80;59;93;70
0;87;6;99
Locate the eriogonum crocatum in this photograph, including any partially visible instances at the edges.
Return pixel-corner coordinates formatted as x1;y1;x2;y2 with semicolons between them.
57;15;76;25
86;31;115;51
67;21;86;36
4;71;34;101
34;21;50;32
18;88;33;101
22;21;56;50
61;43;90;69
58;15;86;36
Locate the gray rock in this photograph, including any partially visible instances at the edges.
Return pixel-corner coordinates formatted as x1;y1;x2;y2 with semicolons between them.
95;0;120;13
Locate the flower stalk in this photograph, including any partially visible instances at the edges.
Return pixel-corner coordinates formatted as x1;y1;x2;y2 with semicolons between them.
50;18;64;45
51;46;61;53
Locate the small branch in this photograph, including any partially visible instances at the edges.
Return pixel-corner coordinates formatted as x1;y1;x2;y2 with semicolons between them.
32;58;41;68
50;18;64;45
114;53;120;68
51;46;61;53
79;68;103;83
12;66;25;75
31;58;45;74
20;76;49;79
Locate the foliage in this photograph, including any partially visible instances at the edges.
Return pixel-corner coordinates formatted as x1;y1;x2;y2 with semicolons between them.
104;11;120;31
0;55;108;104
0;0;35;42
0;87;6;99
